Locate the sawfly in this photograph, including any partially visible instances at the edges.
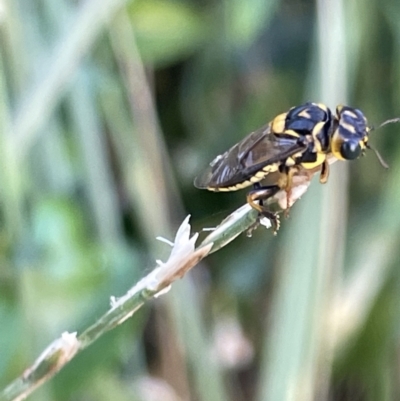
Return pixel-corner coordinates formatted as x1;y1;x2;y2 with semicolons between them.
195;102;399;232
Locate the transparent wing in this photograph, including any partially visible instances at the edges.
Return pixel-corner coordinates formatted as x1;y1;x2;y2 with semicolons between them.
194;124;305;189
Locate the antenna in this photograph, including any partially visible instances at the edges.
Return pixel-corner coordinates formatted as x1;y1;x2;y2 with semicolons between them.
377;117;400;129
367;116;400;169
366;144;389;169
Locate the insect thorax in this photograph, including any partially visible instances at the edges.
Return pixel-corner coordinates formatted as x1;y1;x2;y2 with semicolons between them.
272;102;333;170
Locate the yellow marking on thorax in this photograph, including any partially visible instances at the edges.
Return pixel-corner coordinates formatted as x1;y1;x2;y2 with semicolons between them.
298;110;311;119
336;105;344;114
285;157;296;167
300;152;326;169
312;121;326;152
283;129;300;138
285;151;305;168
317;103;328;112
271;112;287;133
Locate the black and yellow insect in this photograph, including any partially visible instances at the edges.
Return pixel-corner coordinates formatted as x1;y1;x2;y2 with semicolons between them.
194;102;396;231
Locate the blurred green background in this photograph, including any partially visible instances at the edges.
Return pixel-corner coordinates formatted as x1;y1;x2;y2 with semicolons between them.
1;0;400;400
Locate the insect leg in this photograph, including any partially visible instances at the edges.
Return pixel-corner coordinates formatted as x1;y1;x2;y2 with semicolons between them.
319;160;329;184
246;185;281;233
252;182;264;206
284;168;296;213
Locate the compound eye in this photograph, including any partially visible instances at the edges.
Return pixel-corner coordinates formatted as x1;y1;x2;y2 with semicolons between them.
340;141;362;160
